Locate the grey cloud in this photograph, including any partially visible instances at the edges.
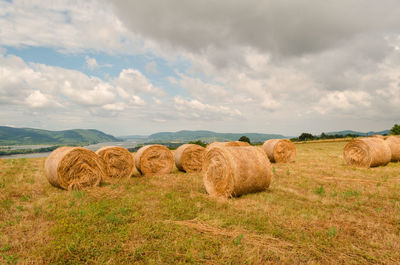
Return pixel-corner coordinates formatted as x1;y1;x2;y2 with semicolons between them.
111;0;400;57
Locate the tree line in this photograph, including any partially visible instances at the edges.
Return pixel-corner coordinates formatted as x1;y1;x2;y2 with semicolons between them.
0;145;59;156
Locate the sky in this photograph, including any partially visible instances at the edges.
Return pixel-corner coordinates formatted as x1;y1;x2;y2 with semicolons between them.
0;0;399;136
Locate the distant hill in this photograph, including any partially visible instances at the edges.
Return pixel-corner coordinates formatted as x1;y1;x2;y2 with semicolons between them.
119;135;149;141
147;130;285;143
326;130;390;137
0;126;120;145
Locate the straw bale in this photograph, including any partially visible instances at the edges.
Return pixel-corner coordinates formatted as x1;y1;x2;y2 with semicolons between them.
202;146;272;198
385;136;400;162
45;147;105;190
134;144;174;176
343;138;391;167
175;144;206;172
207;141;250;149
262;139;296;163
96;146;134;180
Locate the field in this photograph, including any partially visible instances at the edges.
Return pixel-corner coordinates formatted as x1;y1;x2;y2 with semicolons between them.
1;142;400;264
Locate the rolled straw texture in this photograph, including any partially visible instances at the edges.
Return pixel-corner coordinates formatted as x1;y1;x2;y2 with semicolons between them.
175;144;206;172
262;139;296;163
45;147;105;190
96;146;134;180
343;138;391;167
385;136;400;162
134;144;174;176
372;134;385;139
207;141;250;150
202;146;272;198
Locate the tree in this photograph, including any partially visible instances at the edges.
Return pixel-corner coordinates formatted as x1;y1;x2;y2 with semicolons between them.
188;140;207;147
390;124;400;135
299;133;314;141
238;136;251;144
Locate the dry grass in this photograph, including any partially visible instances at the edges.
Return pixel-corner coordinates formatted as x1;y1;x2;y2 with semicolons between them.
1;141;400;264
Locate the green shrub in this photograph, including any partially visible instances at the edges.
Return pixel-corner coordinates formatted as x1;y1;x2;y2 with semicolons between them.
390;124;400;135
188;140;207;148
238;136;251;144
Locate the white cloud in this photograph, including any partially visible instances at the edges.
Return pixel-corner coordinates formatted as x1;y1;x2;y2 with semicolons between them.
153;118;167;123
62;81;115;106
145;61;158;74
115;68;164;96
314;90;372;114
172;72;228;102
174;96;242;120
103;102;126;111
152;97;161;104
85;56;99;70
0;53;155;114
25;90;53;108
130;95;146;106
0;0;140;54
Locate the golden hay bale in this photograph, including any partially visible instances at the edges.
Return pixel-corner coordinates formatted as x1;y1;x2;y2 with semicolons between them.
45;147;105;190
385;136;400;162
134;144;174;176
343;138;391;167
372;134;385;139
202;146;272;198
175;144;206;172
262;139;296;163
207;141;250;149
96;146;134;180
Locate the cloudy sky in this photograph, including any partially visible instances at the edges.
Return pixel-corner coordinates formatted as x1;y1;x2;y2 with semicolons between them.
1;0;399;136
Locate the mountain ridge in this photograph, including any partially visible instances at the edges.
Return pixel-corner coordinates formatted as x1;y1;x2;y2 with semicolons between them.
147;130;286;142
123;129;392;142
0;126;120;145
1;127;393;146
326;130;390;136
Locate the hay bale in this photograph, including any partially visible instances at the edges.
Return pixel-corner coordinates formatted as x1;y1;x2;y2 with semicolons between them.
45;147;105;190
372;134;385;139
202;146;272;198
343;138;391;167
134;144;174;176
175;144;206;172
207;141;250;149
262;139;296;163
385;136;400;162
96;146;134;180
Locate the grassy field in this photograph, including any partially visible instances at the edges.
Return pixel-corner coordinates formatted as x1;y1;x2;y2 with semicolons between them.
1;142;400;264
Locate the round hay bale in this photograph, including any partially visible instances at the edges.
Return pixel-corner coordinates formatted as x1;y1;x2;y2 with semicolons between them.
372;134;385;139
202;146;272;198
96;146;134;180
262;139;296;163
343;138;391;167
385;136;400;162
45;147;105;190
175;144;206;172
207;141;250;149
134;144;174;176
